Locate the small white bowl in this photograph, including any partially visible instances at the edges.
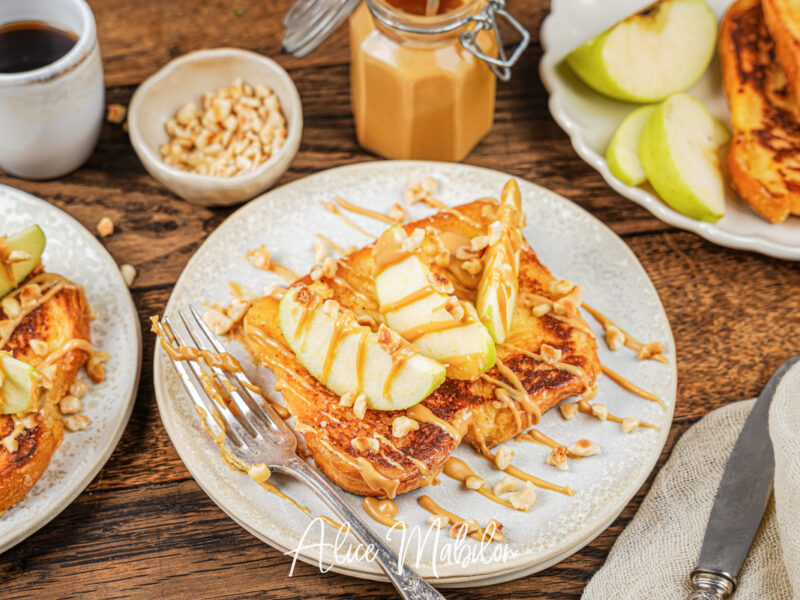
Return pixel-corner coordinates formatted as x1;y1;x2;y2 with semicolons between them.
128;48;302;207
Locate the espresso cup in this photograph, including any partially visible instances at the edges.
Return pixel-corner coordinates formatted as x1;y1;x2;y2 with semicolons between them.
0;0;104;180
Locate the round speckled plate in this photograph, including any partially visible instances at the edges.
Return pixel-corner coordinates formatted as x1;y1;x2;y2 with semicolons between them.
154;161;676;586
0;185;141;554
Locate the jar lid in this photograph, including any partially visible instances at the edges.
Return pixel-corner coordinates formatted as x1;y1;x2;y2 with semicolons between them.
282;0;362;58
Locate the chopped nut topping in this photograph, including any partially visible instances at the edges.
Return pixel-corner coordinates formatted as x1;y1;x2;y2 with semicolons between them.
532;303;550;317
465;475;485;490
550;279;574;296
487;221;504;246
591;403;608;420
621;417;640;433
7;250;31;264
450;519;479;539
470;235;489;252
494;445;514;471
492;475;522;495
481;204;497;219
1;296;21;319
540;343;562;365
554;288;582;318
339;389;357;408
429;272;454;295
313;239;328;263
160;79;287;178
120;264;137;287
69;379;89;398
63;414;91;432
454;246;478;261
402;228;425;253
248;462;271;483
352;394;367;420
29;339;48;356
97;216;114;237
508;481;536;511
428;514;447;528
445;298;465;321
226;298;250;324
606;325;625;351
310;265;323;281
568;439;601;457
434;249;450;267
322;299;340;318
484;519;504;542
246;245;272;270
351;436;379;453
321;257;338;279
581;383;598;401
377;324;404;354
307;281;333;300
420;176;438;195
547;447;569;471
639;341;664;361
59;395;82;415
106;103;127;124
388;203;407;223
203;308;234;335
391;415;419;438
559;402;579;420
355;314;377;328
462;258;483;275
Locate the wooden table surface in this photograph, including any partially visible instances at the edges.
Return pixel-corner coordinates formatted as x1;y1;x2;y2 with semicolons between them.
1;0;798;597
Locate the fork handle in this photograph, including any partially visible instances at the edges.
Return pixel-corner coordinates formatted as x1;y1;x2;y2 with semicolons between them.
278;457;446;600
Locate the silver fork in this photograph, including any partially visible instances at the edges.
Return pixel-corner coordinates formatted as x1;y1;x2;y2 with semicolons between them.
157;306;445;600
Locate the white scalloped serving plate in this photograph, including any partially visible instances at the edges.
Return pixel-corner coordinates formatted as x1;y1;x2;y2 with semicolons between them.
0;185;142;553
540;0;800;261
154;161;676;586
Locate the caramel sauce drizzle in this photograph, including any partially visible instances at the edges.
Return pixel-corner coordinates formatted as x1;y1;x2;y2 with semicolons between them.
577;399;658;431
323;201;377;240
418;495;504;543
601;364;666;408
581;302;667;364
362;497;406;529
442;457;518;510
475;446;574;496
334;196;397;224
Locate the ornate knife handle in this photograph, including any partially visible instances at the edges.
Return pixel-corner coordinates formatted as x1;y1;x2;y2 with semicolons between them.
687;571;736;600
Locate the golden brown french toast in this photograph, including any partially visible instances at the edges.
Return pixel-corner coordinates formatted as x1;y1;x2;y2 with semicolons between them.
720;0;800;223
243;200;600;498
763;0;800;104
0;272;94;513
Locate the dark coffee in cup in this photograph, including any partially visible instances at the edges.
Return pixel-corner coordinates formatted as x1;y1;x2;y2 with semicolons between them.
0;21;79;74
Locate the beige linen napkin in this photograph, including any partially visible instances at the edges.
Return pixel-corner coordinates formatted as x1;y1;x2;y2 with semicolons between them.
583;361;800;600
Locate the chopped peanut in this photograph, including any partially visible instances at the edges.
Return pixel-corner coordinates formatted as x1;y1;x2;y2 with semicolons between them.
494;445;514;470
559;403;579;420
120;264;137;287
351;436;379;453
547;447;569;471
63;414;91;432
465;475;485;490
97;216;114;237
591;403;609;421
392;415;419;438
492;475;522;495
59;395;82;415
508;481;536;510
621;417;640;433
568;439;601;457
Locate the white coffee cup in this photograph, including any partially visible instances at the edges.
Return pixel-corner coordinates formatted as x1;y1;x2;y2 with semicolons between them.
0;0;104;180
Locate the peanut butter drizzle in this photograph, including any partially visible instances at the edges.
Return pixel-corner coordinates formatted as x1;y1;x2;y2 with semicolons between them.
500;342;592;392
406;404;462;439
437;231;482;289
320;314;352;383
476;447;574;496
0;274;73;349
293;293;322;344
601;364;666;409
379;286;436;314
39;338;94;367
323;201;377;240
442;457;518;510
334;195;397;224
332;276;380;310
243;326;318;396
316;233;349;256
494;356;541;425
493;388;523;430
356;457;400;498
577;399;659;430
419;197;484;230
382;345;416;399
401;317;470;343
417;495;504;543
515;429;580;460
355;329;368;393
362;497;406;529
0;237;15;283
373;432;433;481
526;293;595;337
581;302;667;364
372;228;411;275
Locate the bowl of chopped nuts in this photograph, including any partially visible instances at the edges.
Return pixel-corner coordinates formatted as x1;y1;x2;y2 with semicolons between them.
128;48;302;206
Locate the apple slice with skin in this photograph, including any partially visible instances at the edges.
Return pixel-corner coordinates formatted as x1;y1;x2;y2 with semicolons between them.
566;0;717;103
606;105;657;186
639;93;729;222
0;353;40;415
279;286;446;411
373;226;496;380
0;225;46;299
476;179;524;344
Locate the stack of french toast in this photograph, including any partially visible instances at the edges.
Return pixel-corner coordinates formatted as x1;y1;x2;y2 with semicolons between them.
721;0;800;223
242;181;601;498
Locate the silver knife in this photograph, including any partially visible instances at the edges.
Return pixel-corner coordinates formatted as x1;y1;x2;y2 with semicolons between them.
688;355;800;600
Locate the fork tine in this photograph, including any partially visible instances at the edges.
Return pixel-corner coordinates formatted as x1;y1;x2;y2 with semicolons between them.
164;316;257;445
178;309;277;441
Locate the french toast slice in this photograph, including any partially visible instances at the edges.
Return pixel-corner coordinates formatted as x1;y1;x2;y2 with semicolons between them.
243;200;600;498
762;0;800;105
720;0;800;223
0;271;94;513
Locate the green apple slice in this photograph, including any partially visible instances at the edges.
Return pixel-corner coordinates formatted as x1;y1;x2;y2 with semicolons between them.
566;0;717;103
476;179;523;344
373;226;496;380
279;286;445;411
639;93;728;222
0;353;40;414
606;105;657;186
0;225;46;299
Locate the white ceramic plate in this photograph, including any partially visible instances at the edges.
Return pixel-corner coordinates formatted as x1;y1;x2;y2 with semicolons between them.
0;185;141;553
540;0;800;261
153;161;676;586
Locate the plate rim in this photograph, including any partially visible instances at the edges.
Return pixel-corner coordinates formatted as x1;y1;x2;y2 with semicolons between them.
0;184;142;554
153;159;676;584
538;2;800;262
